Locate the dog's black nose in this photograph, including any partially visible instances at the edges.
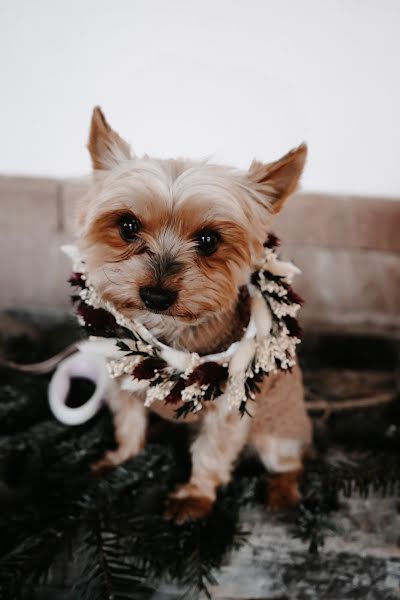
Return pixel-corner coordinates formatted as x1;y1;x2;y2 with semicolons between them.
139;286;177;311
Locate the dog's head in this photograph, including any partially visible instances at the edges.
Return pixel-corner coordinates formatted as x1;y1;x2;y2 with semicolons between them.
77;107;306;327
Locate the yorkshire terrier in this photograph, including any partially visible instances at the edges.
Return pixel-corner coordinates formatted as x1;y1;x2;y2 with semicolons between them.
75;107;312;523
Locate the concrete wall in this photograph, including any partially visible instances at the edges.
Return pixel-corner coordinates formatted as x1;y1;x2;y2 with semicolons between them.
1;175;399;335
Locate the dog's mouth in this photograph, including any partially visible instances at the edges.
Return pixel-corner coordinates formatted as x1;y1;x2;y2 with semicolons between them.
110;295;201;324
141;305;198;322
114;295;229;326
107;299;192;320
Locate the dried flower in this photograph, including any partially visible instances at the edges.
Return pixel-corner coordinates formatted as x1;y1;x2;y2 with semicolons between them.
264;232;280;249
186;362;228;387
68;272;86;288
132;357;166;380
286;286;304;306
164;378;186;404
283;315;302;339
77;301;117;331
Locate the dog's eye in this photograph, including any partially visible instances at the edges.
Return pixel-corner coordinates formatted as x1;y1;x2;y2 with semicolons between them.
196;229;220;256
119;214;140;241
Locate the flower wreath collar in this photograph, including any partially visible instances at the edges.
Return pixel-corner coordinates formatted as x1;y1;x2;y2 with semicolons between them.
48;234;304;425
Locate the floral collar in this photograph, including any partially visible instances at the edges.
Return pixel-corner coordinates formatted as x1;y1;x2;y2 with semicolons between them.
49;234;303;424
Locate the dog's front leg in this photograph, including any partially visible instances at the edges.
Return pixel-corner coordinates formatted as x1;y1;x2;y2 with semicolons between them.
92;387;147;471
165;407;251;524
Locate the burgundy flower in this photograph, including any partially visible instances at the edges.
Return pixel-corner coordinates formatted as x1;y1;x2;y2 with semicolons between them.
286;286;305;306
264;233;280;249
164;362;228;405
251;269;281;286
132;357;166;380
185;362;228;387
282;315;303;339
77;301;117;331
69;272;86;288
164;378;186;404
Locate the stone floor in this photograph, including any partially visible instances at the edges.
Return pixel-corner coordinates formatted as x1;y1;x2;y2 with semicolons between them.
148;496;400;599
205;501;400;599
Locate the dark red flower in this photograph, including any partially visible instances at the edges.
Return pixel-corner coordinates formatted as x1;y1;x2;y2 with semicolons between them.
282;315;303;339
164;378;186;404
77;301;117;331
186;362;228;387
69;272;86;288
264;233;280;249
286;286;305;306
132;357;166;380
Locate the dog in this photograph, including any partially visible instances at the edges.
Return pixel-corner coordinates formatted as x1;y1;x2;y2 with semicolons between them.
74;106;312;523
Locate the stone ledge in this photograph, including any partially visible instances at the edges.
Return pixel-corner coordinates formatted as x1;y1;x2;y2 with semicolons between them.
0;176;61;233
56;177;400;252
280;244;400;325
0;175;399;333
274;192;400;253
2;176;398;252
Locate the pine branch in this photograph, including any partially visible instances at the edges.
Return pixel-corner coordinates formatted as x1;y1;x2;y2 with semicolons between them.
73;513;151;600
113;477;256;598
0;523;75;600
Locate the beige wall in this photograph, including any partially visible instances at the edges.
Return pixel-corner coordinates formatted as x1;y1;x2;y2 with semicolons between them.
1;176;399;335
2;2;400;197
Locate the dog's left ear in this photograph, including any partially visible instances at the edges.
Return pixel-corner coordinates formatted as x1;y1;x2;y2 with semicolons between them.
248;144;307;214
88;106;132;170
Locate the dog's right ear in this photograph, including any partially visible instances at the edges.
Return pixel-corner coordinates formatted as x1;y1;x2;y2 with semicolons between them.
88;106;132;170
248;144;307;214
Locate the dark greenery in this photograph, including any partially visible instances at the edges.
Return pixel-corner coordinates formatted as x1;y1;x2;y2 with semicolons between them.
0;313;399;599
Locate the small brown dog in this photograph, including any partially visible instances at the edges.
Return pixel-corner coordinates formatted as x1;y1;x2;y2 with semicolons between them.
75;107;312;523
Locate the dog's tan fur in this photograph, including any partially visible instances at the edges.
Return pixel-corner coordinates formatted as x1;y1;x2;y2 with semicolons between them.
77;107;312;521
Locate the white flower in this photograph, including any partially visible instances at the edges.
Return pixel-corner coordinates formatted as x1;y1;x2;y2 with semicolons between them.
144;380;174;407
107;355;141;378
225;373;247;411
267;297;300;319
181;382;207;403
183;353;201;378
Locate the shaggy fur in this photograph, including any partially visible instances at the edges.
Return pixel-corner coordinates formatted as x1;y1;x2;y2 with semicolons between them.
77;107;312;521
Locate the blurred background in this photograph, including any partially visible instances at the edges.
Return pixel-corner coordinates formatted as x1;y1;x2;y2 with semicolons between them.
1;0;400;195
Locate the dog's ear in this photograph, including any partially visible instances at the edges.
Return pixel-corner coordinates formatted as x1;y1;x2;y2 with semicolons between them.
88;106;131;170
248;144;307;214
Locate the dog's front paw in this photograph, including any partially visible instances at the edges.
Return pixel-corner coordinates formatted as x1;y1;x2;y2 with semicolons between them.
91;449;127;473
164;484;214;524
267;470;302;510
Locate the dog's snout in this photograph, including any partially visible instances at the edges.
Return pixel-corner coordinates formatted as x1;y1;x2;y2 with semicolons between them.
139;286;177;312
